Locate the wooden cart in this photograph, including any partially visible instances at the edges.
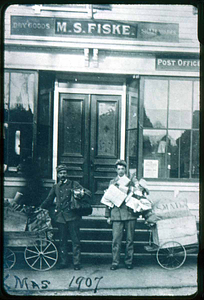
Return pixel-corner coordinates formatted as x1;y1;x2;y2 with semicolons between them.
4;207;58;272
144;215;198;269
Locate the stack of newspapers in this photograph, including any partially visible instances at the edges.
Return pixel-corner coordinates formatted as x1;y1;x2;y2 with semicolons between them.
101;176;151;212
101;184;128;208
101;176;130;208
125;191;151;213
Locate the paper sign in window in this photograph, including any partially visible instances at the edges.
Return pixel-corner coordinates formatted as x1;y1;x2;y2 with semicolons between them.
144;159;159;178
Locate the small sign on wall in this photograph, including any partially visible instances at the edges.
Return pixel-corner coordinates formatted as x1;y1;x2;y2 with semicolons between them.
143;159;159;178
156;57;199;71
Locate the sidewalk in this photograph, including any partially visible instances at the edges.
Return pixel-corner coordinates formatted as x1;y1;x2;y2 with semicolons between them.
3;255;198;297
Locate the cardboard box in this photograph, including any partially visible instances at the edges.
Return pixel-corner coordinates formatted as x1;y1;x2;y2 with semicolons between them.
152;215;198;247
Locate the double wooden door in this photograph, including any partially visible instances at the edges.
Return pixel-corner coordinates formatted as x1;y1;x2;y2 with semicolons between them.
58;93;121;204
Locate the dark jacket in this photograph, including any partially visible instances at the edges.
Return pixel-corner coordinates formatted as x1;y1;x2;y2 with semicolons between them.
41;179;91;224
105;176;137;221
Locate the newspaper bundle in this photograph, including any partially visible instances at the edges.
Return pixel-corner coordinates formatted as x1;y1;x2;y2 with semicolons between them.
101;184;128;207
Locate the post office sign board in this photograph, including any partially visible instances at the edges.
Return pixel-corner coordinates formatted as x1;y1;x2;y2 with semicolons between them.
156;57;200;71
11;16;179;42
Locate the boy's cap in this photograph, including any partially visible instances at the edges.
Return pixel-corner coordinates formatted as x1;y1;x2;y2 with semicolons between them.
115;159;127;168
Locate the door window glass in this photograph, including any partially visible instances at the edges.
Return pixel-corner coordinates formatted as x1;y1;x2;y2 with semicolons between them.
98;102;117;156
63;99;83;155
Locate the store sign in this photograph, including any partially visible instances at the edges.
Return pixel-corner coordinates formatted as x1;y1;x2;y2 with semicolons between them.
137;23;179;42
11;16;179;42
156;58;200;71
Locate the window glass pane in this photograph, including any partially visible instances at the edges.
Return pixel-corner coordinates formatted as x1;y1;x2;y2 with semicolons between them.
193;81;199;129
169;81;192;129
128;93;138;129
180;130;191;178
3;123;8;168
98;102;117;156
144;80;168;128
9;72;34;122
4;72;9;122
168;130;185;178
127;129;137;175
8;123;33;169
143;129;167;178
37;93;52;178
192;131;199;178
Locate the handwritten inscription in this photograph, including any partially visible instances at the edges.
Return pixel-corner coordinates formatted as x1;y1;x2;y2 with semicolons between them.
4;274;103;293
4;274;50;290
69;276;103;293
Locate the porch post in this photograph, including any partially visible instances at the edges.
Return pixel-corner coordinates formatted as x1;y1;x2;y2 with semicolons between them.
52;79;59;181
120;81;127;160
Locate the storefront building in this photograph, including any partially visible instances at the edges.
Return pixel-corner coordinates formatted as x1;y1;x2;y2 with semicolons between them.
3;4;199;218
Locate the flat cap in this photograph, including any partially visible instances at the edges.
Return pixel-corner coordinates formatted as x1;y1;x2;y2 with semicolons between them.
56;164;68;173
115;159;127;168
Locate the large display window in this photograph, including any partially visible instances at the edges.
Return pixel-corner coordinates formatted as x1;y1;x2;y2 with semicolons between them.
3;70;38;175
139;77;199;180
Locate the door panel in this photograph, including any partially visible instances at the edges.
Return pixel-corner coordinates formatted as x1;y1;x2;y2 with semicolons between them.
90;95;121;204
58;93;89;187
58;93;121;205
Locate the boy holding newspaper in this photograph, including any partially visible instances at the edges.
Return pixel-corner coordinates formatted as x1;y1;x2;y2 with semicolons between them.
102;161;152;270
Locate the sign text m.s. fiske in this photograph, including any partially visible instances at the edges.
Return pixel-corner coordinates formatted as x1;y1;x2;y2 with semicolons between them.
55;20;137;37
11;16;179;42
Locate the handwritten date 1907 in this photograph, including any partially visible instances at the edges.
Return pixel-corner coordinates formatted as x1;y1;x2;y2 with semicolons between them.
69;276;103;293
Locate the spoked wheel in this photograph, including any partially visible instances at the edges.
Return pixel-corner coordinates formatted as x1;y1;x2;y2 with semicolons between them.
4;248;16;270
156;241;186;270
24;239;58;271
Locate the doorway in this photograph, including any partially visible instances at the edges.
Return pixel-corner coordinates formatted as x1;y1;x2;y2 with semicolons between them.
58;92;121;204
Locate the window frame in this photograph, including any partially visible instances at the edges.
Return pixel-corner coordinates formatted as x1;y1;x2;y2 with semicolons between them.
138;75;199;182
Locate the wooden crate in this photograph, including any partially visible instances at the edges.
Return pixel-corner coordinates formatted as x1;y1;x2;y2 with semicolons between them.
152;215;198;247
4;207;27;232
4;231;46;247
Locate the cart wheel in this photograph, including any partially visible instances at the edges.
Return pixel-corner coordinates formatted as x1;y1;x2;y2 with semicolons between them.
156;241;186;270
4;248;16;270
24;239;58;271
